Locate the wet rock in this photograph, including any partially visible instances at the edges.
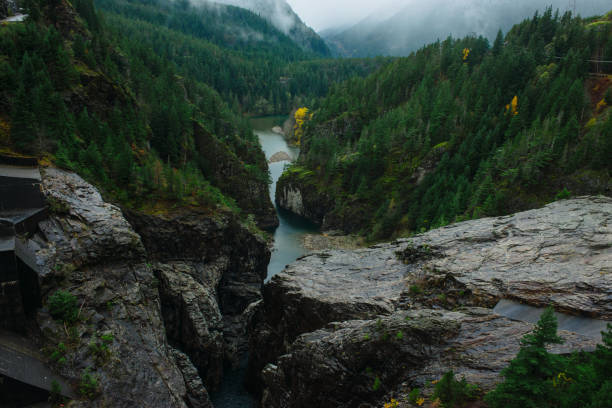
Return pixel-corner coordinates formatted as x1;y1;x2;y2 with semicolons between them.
171;348;214;408
402;196;612;318
38;168;145;274
260;309;598;408
269;151;292;163
157;264;225;391
249;197;611;405
125;207;270;382
32;168;190;408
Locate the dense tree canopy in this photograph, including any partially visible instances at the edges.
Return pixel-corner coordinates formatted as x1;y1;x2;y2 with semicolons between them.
290;8;612;239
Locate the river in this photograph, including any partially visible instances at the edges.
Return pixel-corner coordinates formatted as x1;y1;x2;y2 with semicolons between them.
251;116;319;282
210;116;319;407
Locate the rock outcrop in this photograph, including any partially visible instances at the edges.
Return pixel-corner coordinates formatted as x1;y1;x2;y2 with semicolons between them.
275;169;333;226
260;309;598;408
125;204;270;388
32;168;199;407
269;151;292;163
249;197;612;406
11;166;270;406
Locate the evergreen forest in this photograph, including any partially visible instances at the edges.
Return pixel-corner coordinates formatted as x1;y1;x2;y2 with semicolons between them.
286;8;612;239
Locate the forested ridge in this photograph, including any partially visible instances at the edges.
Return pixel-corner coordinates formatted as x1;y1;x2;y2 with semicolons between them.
95;0;386;115
284;8;612;240
0;0;280;228
0;0;381;229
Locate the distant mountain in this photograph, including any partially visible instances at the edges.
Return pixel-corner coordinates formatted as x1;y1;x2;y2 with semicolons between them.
325;0;612;57
213;0;330;56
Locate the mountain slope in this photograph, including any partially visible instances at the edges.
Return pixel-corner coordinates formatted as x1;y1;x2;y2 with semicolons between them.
213;0;330;56
326;0;612;57
94;0;381;115
278;8;612;239
0;0;277;227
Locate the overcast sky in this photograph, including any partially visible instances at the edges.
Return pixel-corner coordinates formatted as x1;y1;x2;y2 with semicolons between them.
287;0;612;32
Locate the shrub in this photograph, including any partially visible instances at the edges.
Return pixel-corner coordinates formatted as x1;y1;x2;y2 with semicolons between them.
555;188;571;200
50;342;67;365
89;332;113;365
485;307;564;408
48;290;79;324
46;196;70;214
373;376;382;391
432;370;478;407
408;388;421;404
49;380;64;404
79;368;99;399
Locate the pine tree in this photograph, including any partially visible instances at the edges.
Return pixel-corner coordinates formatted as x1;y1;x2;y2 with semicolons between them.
485;307;563;408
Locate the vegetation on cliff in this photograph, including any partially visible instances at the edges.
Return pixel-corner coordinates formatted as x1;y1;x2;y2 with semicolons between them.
286;8;612;239
486;308;612;408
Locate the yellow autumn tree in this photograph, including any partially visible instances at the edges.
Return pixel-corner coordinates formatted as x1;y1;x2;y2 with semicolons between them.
596;98;607;112
462;48;470;61
506;95;518;115
293;107;311;146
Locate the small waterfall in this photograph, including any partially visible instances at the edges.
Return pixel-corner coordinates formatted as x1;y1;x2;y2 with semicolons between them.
493;299;610;339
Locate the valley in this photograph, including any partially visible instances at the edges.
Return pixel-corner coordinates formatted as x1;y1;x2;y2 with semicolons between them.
0;0;610;407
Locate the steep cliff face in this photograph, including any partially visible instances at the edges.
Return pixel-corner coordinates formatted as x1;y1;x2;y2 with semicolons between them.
8;166;270;406
249;196;612;406
260;309;598;408
275;115;371;232
125;206;270;388
32;168;200;407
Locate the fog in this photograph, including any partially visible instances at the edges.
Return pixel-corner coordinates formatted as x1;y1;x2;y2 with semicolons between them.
289;0;611;32
314;0;612;56
211;0;302;34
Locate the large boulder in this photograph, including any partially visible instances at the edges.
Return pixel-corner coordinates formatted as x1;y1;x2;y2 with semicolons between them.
249;196;612;405
260;309;598;408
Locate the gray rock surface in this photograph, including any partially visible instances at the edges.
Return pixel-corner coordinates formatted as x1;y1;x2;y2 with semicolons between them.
249;196;612;406
170;348;214;408
158;264;225;390
125;208;270;374
260;308;598;408
407;196;612;318
19;167;269;406
32;168;190;407
269;151;292;163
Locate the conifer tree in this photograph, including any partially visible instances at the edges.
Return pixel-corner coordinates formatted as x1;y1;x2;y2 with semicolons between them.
485;307;563;408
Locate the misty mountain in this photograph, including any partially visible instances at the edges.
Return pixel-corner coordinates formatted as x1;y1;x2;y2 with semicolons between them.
211;0;330;55
325;0;612;57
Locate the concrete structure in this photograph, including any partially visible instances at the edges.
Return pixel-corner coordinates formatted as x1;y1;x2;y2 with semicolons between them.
0;155;46;331
0;154;73;403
